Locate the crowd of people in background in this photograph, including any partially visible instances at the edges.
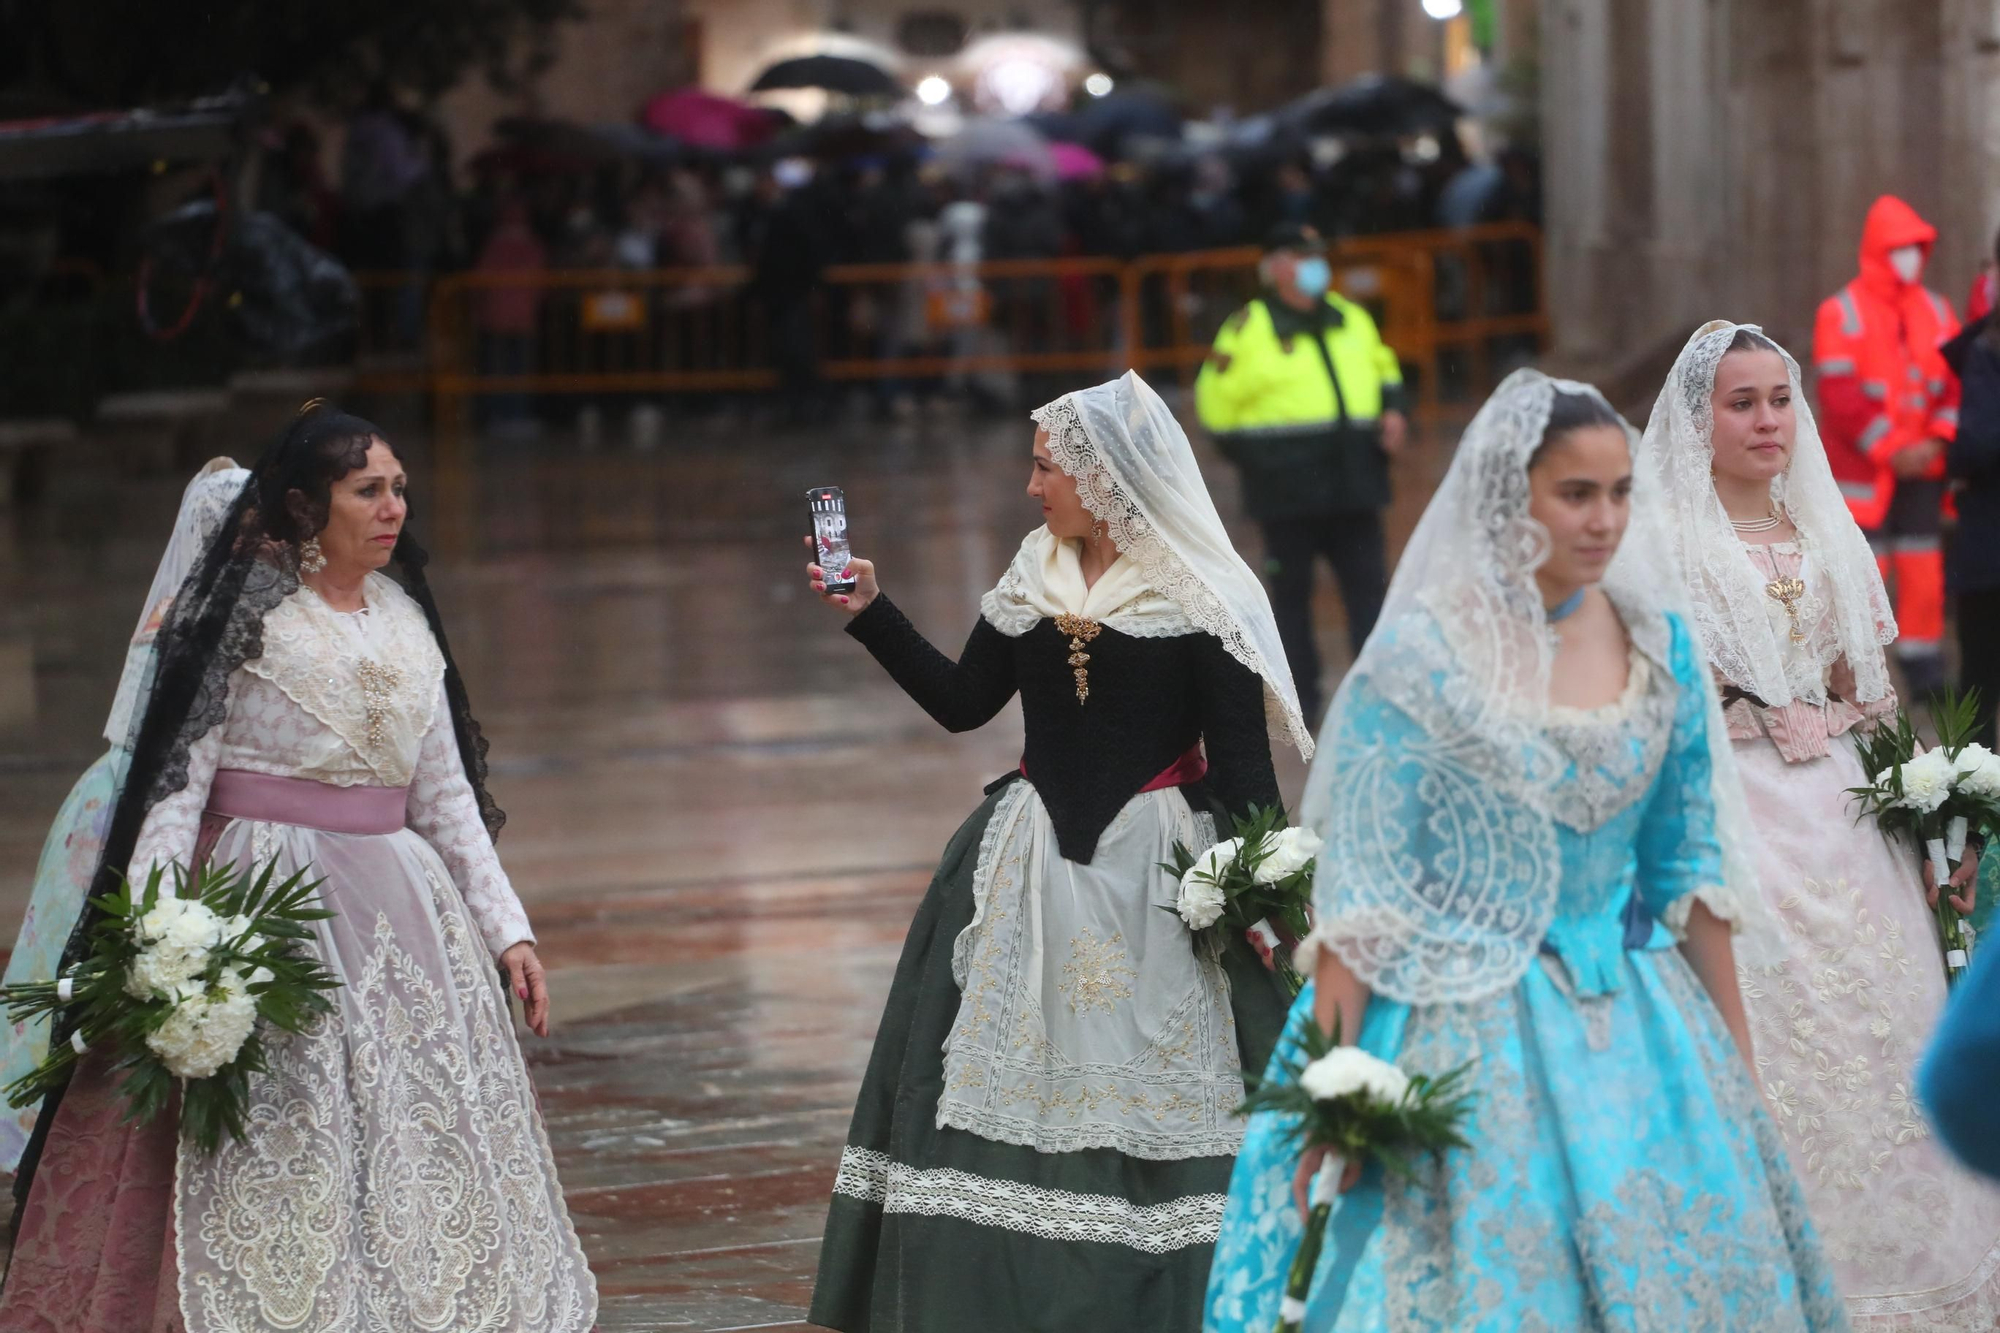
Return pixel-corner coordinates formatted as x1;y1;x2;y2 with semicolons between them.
243;88;1541;434
266;94;1540;291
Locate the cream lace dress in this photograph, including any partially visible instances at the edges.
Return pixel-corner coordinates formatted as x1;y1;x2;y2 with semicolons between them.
115;573;596;1333
1730;539;2000;1328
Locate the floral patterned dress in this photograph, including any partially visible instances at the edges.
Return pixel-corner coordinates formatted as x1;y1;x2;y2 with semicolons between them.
1728;540;2000;1329
0;745;126;1167
1204;609;1846;1332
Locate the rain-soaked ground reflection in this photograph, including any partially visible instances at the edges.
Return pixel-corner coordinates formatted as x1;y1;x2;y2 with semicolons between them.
0;396;1454;1329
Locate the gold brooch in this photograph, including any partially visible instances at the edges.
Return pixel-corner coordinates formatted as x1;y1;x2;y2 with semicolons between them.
1765;576;1809;644
1053;614;1102;704
357;659;404;751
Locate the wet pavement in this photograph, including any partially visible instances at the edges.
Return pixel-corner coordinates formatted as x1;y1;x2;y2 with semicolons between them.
0;394;1452;1329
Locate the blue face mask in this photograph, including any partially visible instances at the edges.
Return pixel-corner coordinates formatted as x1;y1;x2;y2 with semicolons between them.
1292;256;1331;298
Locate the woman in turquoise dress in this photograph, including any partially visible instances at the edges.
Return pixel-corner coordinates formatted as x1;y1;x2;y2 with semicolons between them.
1204;371;1848;1331
0;458;247;1169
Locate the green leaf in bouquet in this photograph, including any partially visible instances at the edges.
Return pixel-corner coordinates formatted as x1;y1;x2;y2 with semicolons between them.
1929;686;1985;758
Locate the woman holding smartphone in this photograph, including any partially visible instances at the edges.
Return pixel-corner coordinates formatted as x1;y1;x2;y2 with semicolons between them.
802;370;1310;1333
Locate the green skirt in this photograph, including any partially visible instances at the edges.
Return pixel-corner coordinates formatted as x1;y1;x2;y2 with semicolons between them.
808;779;1293;1333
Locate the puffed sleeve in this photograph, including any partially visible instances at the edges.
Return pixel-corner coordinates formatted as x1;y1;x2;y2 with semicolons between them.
1634;617;1733;937
406;684;533;958
128;722;222;884
1291;667;1437;977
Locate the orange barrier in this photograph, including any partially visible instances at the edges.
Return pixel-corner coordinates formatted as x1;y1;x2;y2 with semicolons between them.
417;223;1546;440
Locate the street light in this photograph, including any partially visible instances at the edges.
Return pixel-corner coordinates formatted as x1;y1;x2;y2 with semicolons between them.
1422;0;1463;16
916;75;951;106
1084;72;1114;97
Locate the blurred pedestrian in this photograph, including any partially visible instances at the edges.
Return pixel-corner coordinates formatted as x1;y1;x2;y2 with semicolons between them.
1968;225;2000;323
1812;194;1961;696
474;196;547;434
745;162;828;422
1942;303;2000;744
339;84;427;270
1195;222;1407;720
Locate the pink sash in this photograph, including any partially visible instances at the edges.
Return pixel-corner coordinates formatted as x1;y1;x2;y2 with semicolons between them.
194;770;409;867
1019;744;1209;793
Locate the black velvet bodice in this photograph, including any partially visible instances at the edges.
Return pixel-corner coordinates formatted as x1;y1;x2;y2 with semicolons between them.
847;595;1281;862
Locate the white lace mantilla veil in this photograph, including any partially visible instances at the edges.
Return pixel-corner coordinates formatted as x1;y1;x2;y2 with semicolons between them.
1638;320;1895;708
1297;369;1769;1006
103;458;252;746
1030;370;1313;759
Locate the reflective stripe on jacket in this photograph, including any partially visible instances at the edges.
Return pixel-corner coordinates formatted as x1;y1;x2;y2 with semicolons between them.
1194;294;1404;434
1194;293;1406;519
1813;194;1961;530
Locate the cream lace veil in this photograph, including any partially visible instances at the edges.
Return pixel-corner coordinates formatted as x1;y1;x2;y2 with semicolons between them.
1637;320;1895;708
1030;370;1313;759
1297;369;1766;1005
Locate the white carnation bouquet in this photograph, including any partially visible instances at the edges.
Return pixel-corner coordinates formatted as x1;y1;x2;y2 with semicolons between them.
2;858;338;1152
1850;688;2000;987
1238;1014;1475;1333
1163;805;1319;994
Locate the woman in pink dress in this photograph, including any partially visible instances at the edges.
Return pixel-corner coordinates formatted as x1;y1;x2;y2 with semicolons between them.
1642;320;2000;1328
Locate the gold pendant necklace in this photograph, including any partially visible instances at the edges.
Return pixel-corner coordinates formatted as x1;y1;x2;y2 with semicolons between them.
1053;614;1102;704
357;659;405;751
1764;576;1809;645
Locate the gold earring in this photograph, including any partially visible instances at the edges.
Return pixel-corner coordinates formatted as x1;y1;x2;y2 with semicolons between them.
299;536;327;574
1092;521;1105;550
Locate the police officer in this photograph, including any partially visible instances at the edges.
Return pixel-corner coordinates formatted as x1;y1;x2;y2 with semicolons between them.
1195;222;1407;720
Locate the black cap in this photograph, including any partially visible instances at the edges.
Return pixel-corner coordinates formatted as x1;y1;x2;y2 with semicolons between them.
1262;222;1325;254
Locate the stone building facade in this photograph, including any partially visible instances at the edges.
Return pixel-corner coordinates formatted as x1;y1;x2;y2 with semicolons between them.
1539;0;2000;400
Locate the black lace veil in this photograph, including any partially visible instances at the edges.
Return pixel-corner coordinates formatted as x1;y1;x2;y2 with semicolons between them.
10;402;505;1216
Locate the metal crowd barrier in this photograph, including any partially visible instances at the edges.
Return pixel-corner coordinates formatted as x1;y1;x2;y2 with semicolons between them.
402;223;1546;442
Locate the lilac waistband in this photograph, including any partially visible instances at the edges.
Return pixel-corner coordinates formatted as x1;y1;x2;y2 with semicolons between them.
206;769;408;836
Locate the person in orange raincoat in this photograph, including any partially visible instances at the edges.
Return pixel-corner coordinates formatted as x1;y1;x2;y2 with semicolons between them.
1813;194;1961;695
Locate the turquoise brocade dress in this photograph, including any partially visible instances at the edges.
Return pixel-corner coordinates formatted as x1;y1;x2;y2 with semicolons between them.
0;747;127;1168
1204;613;1849;1332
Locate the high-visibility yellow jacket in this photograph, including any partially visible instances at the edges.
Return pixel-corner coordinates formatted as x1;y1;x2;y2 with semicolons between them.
1195;293;1405;518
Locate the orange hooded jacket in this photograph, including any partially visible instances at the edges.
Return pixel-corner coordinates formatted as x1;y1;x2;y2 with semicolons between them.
1812;195;1960;529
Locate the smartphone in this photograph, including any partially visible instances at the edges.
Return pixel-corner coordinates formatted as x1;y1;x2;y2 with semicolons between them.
808;486;858;595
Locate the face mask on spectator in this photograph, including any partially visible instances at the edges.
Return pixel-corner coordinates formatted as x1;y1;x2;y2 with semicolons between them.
1292;256;1331;298
1888;244;1925;284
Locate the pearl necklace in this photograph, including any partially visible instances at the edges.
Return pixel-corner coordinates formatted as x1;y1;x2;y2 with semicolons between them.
1730;508;1784;534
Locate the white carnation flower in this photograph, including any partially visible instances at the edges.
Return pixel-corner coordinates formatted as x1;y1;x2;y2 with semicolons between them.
124;941;211;1002
1177;871;1228;930
144;969;259;1080
164;901;223;953
1954;746;2000;801
1298;1047;1411;1107
1898;750;1956;815
1194;839;1242;882
1254;827;1324;885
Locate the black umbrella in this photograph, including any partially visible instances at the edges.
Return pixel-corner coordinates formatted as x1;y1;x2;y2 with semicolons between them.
1279;75;1463;140
750;55;902;97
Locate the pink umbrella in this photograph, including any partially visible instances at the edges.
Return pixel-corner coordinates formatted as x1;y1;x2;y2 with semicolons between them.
641;89;776;150
1049;141;1105;182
